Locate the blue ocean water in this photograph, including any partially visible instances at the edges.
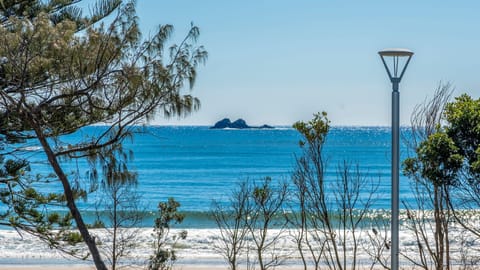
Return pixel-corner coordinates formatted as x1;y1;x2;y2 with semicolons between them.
130;126;412;211
10;126;416;228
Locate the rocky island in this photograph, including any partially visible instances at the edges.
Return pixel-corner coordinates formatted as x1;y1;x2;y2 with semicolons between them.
210;118;274;129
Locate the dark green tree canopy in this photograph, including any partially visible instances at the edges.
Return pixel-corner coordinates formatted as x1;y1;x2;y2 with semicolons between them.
444;94;480;177
404;132;463;186
404;94;480;187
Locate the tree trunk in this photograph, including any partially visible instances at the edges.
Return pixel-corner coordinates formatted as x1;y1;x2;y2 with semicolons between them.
433;184;443;270
113;188;118;270
444;185;451;270
33;127;108;270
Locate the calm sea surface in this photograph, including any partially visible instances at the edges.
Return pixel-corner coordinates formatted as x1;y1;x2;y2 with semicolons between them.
14;126;416;228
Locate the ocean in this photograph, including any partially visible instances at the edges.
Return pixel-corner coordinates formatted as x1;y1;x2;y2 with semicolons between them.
9;126;415;228
4;126;480;267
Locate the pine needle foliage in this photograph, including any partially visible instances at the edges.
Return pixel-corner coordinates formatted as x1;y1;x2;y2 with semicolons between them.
0;1;207;269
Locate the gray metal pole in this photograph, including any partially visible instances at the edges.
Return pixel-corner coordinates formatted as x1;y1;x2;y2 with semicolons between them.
379;49;412;270
391;80;400;270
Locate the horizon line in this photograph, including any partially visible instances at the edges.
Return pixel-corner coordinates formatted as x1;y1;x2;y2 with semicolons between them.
91;123;417;128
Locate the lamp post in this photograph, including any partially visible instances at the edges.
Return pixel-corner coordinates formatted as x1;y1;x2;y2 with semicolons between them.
378;48;413;270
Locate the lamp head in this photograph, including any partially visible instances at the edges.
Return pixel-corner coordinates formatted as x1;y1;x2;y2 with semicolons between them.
378;48;413;83
378;48;414;57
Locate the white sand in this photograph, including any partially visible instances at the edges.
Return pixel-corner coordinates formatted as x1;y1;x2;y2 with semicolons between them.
0;225;478;269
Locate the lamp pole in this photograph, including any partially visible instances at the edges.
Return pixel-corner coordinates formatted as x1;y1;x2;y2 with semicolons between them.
378;48;413;270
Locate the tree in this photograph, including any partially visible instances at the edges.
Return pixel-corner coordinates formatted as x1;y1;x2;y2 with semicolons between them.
92;146;145;270
0;0;121;28
402;84;459;270
443;95;480;240
403;132;463;269
291;112;380;270
290;112;330;270
212;181;252;270
149;198;187;270
405;83;453;150
247;177;289;270
95;180;144;270
212;178;289;270
402;85;480;269
0;1;207;269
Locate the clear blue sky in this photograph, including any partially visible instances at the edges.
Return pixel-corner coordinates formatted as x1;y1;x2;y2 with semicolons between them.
133;1;478;126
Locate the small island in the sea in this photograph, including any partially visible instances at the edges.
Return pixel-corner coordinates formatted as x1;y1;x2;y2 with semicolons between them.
210;118;274;129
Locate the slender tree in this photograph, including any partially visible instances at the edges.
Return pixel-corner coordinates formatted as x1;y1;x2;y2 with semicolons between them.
443;95;480;242
402;85;480;269
149;198;187;270
290;112;330;270
403;132;463;270
402;84;457;270
291;112;380;270
247;177;289;270
0;1;207;269
92;146;145;270
212;181;252;270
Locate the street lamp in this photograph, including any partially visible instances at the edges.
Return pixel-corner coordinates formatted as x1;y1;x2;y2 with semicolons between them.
378;48;413;270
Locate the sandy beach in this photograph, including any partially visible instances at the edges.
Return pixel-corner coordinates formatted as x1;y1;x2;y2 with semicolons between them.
0;267;306;270
0;223;478;270
0;266;228;270
0;266;95;270
0;262;387;269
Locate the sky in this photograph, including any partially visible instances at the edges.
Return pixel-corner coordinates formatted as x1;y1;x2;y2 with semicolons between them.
132;1;479;126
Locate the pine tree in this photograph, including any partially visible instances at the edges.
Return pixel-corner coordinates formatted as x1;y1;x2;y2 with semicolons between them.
0;1;207;269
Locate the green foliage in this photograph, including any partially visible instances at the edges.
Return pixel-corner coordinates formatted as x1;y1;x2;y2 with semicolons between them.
293;111;330;147
93;155;145;269
149;198;186;270
155;198;185;230
0;156;74;234
0;0;206;268
91;219;106;229
444;94;480;177
62;231;84;245
2;159;29;176
404;92;480;207
0;0;121;30
250;177;287;223
246;177;288;270
404;132;463;186
0;0;207;141
404;94;480;187
402;91;480;270
253;177;272;206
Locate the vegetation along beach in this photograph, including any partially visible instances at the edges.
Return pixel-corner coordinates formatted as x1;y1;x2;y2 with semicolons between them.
1;1;480;270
